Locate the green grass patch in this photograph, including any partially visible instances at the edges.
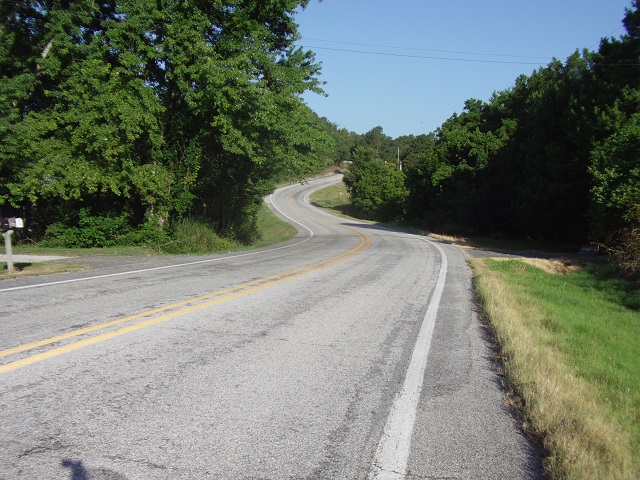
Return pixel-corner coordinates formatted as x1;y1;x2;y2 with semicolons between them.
252;202;297;247
162;218;239;254
0;203;296;278
471;258;640;480
308;182;367;220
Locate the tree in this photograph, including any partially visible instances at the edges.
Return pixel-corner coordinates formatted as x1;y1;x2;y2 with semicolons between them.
589;113;640;240
0;0;332;244
321;119;357;165
343;147;408;222
353;126;396;163
405;98;515;234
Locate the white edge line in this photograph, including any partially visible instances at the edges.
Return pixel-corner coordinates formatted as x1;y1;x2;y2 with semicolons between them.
269;190;314;238
0;187;318;294
299;175;449;478
370;238;448;479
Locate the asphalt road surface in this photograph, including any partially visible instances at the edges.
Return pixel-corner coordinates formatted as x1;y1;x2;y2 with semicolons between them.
0;175;543;479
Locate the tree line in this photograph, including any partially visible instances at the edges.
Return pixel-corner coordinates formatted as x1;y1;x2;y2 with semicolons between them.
2;0;639;264
0;0;334;246
341;1;640;260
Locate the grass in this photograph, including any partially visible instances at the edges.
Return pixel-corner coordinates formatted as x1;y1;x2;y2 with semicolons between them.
1;262;88;278
252;202;297;247
471;258;640;480
308;182;368;220
8;244;158;256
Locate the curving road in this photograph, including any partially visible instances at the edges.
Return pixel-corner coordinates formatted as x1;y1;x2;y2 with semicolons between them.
0;175;542;479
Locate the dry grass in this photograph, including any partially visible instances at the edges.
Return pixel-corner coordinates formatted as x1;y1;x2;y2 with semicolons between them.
471;258;637;480
488;257;585;275
1;262;88;278
428;233;474;248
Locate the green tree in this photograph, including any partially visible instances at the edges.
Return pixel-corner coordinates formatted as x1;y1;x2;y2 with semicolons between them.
344;147;408;222
353;126;396;164
396;133;436;171
402;0;639;246
405;98;515;233
589;113;640;240
321;119;357;165
0;0;331;244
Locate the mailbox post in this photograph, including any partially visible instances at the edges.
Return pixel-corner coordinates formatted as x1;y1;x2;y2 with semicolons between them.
3;229;14;273
1;217;23;273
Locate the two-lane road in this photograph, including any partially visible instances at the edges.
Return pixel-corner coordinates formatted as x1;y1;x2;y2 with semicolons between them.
0;175;541;479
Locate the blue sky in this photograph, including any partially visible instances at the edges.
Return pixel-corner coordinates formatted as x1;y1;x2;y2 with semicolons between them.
294;0;633;139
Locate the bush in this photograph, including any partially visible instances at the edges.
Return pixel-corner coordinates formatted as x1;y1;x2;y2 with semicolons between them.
609;228;640;280
161;218;236;254
120;221;169;249
42;209;131;248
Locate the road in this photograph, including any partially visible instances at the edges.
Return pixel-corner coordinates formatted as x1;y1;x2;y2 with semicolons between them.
0;175;542;479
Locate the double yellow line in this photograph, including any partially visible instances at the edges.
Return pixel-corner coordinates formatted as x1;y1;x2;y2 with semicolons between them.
0;223;371;375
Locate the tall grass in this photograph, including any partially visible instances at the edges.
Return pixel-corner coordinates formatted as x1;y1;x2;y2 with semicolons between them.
471;258;640;480
163;218;237;254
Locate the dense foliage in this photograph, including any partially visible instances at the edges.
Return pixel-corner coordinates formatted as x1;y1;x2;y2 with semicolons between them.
0;0;334;246
342;145;408;222
3;0;638;265
403;0;640;244
343;2;639;255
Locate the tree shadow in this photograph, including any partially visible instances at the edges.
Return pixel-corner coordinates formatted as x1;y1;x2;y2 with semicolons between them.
2;262;32;271
62;458;129;480
309;202;369;220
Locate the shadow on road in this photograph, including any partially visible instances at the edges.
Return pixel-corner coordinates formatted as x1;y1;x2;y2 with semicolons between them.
62;458;128;480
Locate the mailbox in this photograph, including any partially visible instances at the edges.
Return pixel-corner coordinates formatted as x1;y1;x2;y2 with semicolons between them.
0;217;24;232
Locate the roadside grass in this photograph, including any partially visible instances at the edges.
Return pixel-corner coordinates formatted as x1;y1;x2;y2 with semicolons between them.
162;218;239;254
8;244;158;256
308;182;369;220
0;262;88;278
471;258;640;480
252;202;297;247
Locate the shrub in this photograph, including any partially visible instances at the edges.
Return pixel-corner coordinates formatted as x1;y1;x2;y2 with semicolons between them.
42;209;131;248
161;218;236;254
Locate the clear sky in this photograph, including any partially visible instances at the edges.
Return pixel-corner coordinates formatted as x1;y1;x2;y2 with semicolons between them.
294;0;633;139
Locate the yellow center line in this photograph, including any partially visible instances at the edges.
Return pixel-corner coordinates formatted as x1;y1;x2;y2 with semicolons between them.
0;239;362;360
0;198;372;375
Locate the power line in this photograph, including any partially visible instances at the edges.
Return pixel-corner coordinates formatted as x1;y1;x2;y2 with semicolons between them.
299;45;549;65
301;37;553;60
298;44;640;67
588;25;625;49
